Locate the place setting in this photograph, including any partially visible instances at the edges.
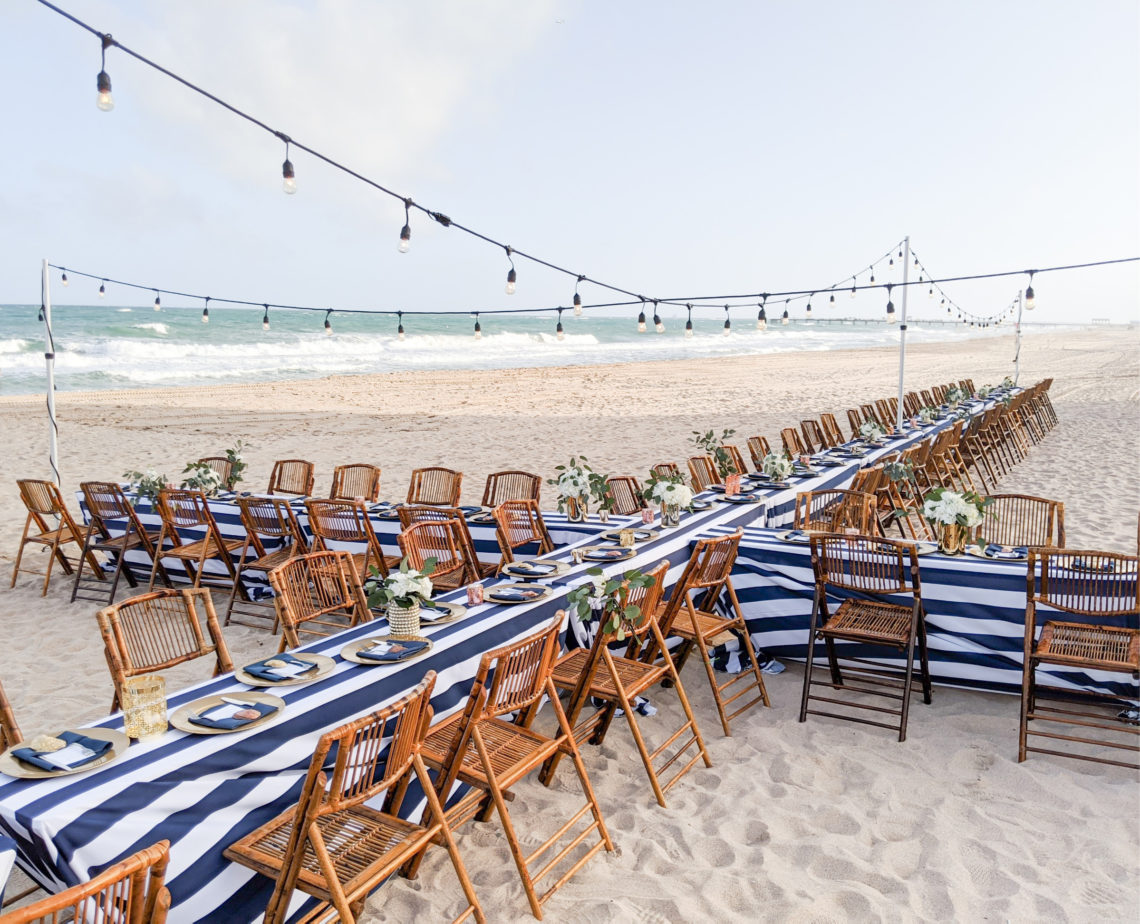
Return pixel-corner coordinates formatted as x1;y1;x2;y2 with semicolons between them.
0;728;129;779
480;582;554;605
169;691;285;735
235;651;337;687
572;545;637;563
967;543;1029;561
500;558;571;581
341;635;434;665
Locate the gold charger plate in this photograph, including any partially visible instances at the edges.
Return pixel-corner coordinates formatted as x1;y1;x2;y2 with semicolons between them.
341;636;434;665
0;727;129;780
419;599;468;626
776;530;814;544
234;652;336;688
966;544;1027;562
483;583;554;605
500;559;571;581
169;691;285;736
577;545;637;562
599;528;657;544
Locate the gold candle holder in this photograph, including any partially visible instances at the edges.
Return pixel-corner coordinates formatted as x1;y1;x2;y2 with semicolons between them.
121;675;168;741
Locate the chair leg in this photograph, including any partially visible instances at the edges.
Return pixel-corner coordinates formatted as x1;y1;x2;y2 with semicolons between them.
70;527;97;603
1018;651;1034;763
799;601;823;723
916;618;933;705
898;638;918;743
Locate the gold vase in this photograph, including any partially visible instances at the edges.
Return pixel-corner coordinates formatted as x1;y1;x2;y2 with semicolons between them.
387;601;421;638
121;675;168;740
565;497;588;522
939;523;968;555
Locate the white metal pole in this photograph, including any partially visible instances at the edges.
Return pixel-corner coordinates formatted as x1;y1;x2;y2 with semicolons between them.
895;236;910;431
41;258;60;488
1013;289;1023;385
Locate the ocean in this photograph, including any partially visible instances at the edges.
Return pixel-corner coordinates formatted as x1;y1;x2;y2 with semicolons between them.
0;303;1011;395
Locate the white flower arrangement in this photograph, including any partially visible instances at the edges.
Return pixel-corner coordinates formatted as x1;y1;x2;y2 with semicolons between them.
180;462;225;496
367;558;435;609
648;479;693;508
917;406;939;425
921;487;987;528
556;467;590;500
548;456;610;513
859;419;886;441
123;469;169;505
761;451;795;481
944;385;968;407
976;384;993;399
1001;375;1014;388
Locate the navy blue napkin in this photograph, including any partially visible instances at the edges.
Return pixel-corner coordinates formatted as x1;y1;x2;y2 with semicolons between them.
489;587;546;602
12;732;113;771
785;529;810;543
985;544;1028;559
357;639;430;662
585;549;631;560
242;652;316;682
458;505;483;516
188;701;277;730
508;561;558;575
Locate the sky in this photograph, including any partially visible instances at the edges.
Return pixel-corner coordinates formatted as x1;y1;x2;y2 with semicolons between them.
2;0;1137;324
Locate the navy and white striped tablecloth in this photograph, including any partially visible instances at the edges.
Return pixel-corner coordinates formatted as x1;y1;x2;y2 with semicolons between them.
705;524;1138;700
1;496;768;923
0;834;15;907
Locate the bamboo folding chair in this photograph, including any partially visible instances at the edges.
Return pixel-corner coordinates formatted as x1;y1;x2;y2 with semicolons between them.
0;677;21;751
223;497;310;629
903;392;922;417
818;415;844;449
800;534;932;742
746;436;771;469
544;562;711;806
942;422;978;493
72;481;171;605
305;499;397;581
932;384;949;403
881;464;935;542
793;490;876;534
721;444;747;477
1019;549;1140;768
780;428;807;457
493;499;554;566
147;489;247;596
267;550;373;651
482;470;542;507
0;841;171;924
651;462;682;480
846;408;866;440
605;475;648;515
407;467;463;506
800;420;826;453
225;674;485;924
686;456;718;491
980;495;1065;548
97;587;234;712
398;520;480;591
267;459;315;498
919;389;937;408
11;479;99;596
329;463;382;502
875;399;895;430
656;529;770;736
198;456;234;487
860;403;881;428
399;505;498;578
420;617;614;920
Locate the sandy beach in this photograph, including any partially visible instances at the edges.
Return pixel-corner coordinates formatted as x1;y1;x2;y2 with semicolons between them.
1;327;1138;921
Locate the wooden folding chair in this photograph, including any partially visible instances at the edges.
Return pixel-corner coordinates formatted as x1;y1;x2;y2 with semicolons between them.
198;456;234;487
268;550;373;651
493;500;554;566
420;617;614;919
72;481;171;605
544;562;711;806
846;408;865;440
398;519;480;591
746;436;771;470
800;420;826;454
1019;549;1139;768
686;456;718;491
306;498;397;581
1;841;171;924
225;674;484;924
981;495;1065;548
793;490;876;534
651;462;682;480
781;427;806;457
267;459;315;497
721;444;748;477
0;677;21;751
11;479;100;596
819;415;844;449
860;403;881;428
97;587;235;712
399;505;497;578
482;470;542;507
223;497;310;629
800;534;932;741
407;467;463;506
604;475;648;516
329;463;382;502
657;529;770;736
875;398;895;430
147;489;247;596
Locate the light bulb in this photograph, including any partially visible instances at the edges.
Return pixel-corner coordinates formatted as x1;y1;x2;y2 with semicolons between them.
98;283;106;297
886;300;895;317
828;293;835;306
397;314;405;340
399;224;411;253
201;307;209;324
756;307;767;331
573;292;582;317
806;302;812;315
654;314;664;333
722;319;731;336
781;309;789;325
1025;285;1036;310
262;309;270;331
556;321;565;340
61;272;69;287
637;311;647;333
153;294;161;311
474;320;482;340
324;314;333;336
505;268;516;295
849;286;855;299
870;272;876;284
684;318;693;338
96;71;114;111
889;258;894;267
282;159;297;194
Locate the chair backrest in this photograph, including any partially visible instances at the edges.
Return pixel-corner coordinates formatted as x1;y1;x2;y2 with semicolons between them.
722;444;747;477
477;617;563;719
780;428;805;457
860;403;880;427
407;467;463;506
794;490;876;534
1027;549;1140;623
746;436;771;469
809;534;918;597
846;408;864;440
17;479;83;538
268;459;315;497
920;389;936;407
0;676;21;750
799;420;825;454
686;456;718;491
658;530;743;635
398;504;486;574
875;399;894;429
236;496;308;559
306;498;374;544
903;392;922;416
481;470;541;507
819;415;843;449
493;499;553;561
268;550;371;645
156;488;215;531
330;463;382;502
651;462;681;480
82;481;151;546
198;457;233;487
1;841;171;924
849;463;885;495
982;494;1065;548
97;587;234;693
605;475;647;515
398;519;470;586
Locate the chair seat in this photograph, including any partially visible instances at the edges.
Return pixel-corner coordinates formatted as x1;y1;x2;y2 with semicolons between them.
163;536;245;560
422;714;561;791
25;525;83;545
819;599;913;645
669;607;740;647
245;546;302;573
1037;621;1140;672
88;528;161;552
226;803;426;897
551;649;666;700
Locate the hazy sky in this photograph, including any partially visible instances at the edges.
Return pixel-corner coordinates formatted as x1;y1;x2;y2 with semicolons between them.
3;0;1137;324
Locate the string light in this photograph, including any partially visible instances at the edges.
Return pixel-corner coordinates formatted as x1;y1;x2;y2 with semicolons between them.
653;301;664;333
399;198;412;253
153;292;161;311
281;139;297;195
98;280;106;297
201;296;210;324
782;300;790;325
504;247;517;295
324;309;333;336
96;34;114;111
556;308;565;341
637;300;647;333
805;295;813;316
722;304;731;335
573;276;584;317
828;290;835;307
869;269;876;284
849;278;856;299
60;271;68;287
885;284;895;318
262;304;270;330
684;304;693;338
397;310;405;340
928;286;933;298
756;297;767;331
1025;271;1036;310
473;313;482;340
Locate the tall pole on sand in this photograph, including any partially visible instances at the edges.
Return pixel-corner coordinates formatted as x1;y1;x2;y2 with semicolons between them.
41;258;60;488
894;236;910;432
1013;289;1023;385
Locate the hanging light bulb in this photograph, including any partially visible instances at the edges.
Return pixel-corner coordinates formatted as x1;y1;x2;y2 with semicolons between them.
805;295;813;316
1025;271;1036;310
653;302;664;333
781;300;790;325
885;285;895;318
556;308;565;341
153;292;161;311
898;248;903;259
60;271;69;287
850;279;856;299
869;270;876;284
324;310;333;336
201;297;210;324
474;314;482;340
928;286;933;298
262;305;270;331
399;198;412;252
98;281;106;298
756;298;767;331
684;304;693;338
504;247;516;294
889;257;894;268
37;307;44;323
281;139;297;194
637;302;647;333
397;311;405;341
722;305;731;335
96;36;115;111
573;275;584;317
828;291;835;307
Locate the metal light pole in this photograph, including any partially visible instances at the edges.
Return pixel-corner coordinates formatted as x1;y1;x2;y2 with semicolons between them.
1013;289;1023;385
894;236;910;431
41;258;60;487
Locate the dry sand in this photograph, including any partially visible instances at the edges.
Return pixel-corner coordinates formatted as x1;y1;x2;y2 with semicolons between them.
1;327;1138;921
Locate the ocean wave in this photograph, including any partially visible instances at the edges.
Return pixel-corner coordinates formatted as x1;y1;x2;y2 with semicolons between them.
131;322;169;335
0;338;30;354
